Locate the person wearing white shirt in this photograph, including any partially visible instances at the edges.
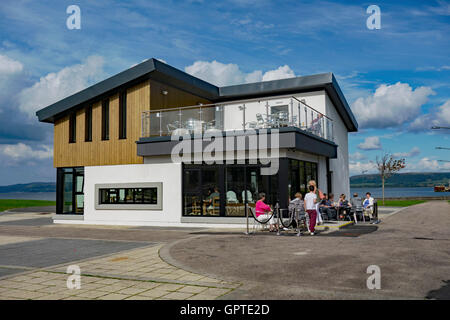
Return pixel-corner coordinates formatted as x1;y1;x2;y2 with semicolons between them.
304;185;318;235
363;192;377;223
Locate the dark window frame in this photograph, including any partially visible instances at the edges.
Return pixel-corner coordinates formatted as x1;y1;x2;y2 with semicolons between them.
119;91;127;139
101;99;110;141
182;161;280;217
99;187;158;205
85;105;92;142
69;112;76;143
56;167;84;215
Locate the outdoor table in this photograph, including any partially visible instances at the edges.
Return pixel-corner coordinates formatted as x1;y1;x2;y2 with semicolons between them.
337;206;351;221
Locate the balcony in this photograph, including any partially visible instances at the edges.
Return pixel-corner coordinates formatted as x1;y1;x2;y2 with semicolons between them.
141;96;334;142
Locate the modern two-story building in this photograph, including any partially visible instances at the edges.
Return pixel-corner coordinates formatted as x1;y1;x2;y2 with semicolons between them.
36;58;358;227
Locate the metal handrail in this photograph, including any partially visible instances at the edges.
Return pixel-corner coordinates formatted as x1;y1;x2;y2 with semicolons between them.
141;95;334;141
292;96;333;121
142;95;331;121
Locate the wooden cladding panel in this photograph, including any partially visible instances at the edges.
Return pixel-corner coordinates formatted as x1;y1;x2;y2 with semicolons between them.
53;79;211;168
53;81;150;167
150;80;211;110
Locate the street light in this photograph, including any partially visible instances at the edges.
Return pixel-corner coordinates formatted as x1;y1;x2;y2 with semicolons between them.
436;147;450;150
431;126;450;130
437;160;450;163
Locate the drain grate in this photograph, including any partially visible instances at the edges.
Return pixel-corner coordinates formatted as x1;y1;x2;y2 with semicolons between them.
414;237;434;241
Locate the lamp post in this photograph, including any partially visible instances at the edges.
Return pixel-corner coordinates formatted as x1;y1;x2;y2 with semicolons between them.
435;147;450;150
431;126;450;130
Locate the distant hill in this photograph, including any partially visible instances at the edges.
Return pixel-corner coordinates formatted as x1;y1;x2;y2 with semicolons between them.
0;182;56;193
350;172;450;188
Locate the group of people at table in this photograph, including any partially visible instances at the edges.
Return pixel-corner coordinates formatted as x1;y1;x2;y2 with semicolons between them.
255;180;377;235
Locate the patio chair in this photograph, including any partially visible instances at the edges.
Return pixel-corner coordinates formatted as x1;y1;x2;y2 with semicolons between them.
355;203;365;223
226;190;238;203
255;113;268;128
248;207;271;232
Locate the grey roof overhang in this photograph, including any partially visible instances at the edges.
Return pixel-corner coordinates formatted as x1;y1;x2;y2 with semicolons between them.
36;59;219;123
35;59;357;132
136;127;337;159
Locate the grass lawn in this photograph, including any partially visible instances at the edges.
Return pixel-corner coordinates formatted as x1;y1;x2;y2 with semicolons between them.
378;200;427;207
0;199;56;212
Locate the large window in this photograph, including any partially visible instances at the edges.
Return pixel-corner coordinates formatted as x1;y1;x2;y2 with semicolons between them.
289;159;318;200
69;112;76;143
99;188;157;204
102;99;110;140
183;166;221;217
183;163;279;217
85;105;92;142
119;92;127;139
95;183;162;210
57;167;84;214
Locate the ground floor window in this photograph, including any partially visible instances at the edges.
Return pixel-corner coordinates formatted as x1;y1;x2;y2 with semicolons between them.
182;158;319;217
183;162;279;217
288;159;318;199
56;167;84;215
99;187;158;205
94;183;163;210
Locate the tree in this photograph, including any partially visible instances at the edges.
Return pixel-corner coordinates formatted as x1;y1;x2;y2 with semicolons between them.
376;153;406;205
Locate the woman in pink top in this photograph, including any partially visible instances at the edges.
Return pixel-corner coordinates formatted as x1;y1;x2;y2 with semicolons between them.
255;193;277;232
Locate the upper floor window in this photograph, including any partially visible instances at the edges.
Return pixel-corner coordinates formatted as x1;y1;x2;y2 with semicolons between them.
85;105;92;142
102;99;109;140
119;92;127;139
69;112;76;143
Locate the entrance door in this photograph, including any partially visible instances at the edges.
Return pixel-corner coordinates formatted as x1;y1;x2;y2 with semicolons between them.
57;167;84;215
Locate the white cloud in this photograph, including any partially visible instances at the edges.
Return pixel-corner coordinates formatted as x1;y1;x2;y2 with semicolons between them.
406;157;450;172
409;99;450;131
18;55;104;118
261;65;295;82
184;60;295;86
349;161;376;176
357;136;382;150
392;147;421;158
349;151;367;161
0;54;23;75
416;65;450;72
351;82;435;129
0;143;52;161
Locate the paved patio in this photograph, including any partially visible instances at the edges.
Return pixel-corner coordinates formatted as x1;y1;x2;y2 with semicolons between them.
0;201;448;300
0;211;240;300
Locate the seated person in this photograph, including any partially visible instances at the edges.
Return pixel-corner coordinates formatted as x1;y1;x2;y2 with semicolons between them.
255;192;277;232
289;192;306;229
319;193;333;220
338;194;351;219
362;192;378;223
350;193;363;219
326;193;338;220
207;187;220;210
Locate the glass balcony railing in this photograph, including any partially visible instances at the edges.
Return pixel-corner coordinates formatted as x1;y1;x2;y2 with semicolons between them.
141;96;334;142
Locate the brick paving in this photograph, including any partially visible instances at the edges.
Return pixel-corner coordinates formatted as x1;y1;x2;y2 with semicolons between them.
0;211;240;300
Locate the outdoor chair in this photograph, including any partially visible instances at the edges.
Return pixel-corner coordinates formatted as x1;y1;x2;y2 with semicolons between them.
255;113;268;128
226;190;238;203
248;207;268;232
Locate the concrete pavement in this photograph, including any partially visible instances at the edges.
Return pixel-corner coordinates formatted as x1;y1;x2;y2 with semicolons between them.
0;200;448;299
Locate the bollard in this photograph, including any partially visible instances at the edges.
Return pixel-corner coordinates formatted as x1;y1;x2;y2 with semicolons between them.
244;202;249;235
276;203;281;236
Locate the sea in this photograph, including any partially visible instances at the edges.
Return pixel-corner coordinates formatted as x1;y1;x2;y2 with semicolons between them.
350;187;450;198
0;192;56;201
0;187;449;201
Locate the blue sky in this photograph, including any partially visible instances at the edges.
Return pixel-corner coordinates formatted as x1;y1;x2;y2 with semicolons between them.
0;0;449;185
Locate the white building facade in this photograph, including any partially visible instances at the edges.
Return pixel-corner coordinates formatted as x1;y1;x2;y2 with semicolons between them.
36;59;357;227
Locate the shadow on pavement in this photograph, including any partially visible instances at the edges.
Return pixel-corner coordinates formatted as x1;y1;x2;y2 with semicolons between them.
426;280;450;300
